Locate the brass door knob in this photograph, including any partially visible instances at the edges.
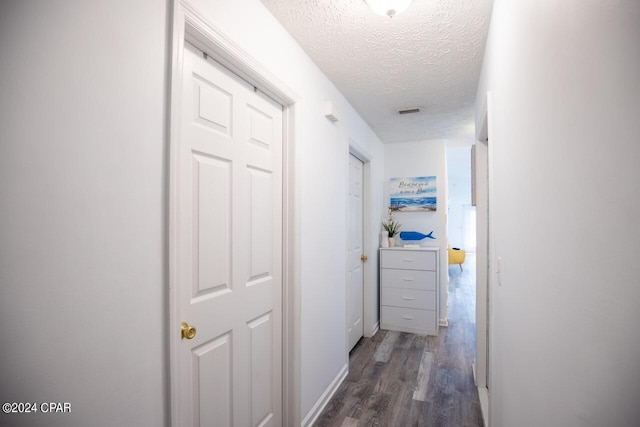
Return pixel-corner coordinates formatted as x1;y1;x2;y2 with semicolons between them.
181;321;197;340
361;254;368;262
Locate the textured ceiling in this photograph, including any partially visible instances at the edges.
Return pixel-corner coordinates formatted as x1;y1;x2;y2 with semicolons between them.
261;0;493;143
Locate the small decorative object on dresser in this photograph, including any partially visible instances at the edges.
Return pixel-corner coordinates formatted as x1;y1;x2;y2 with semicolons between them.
379;247;440;336
382;207;401;248
399;230;435;247
399;230;435;241
380;230;389;248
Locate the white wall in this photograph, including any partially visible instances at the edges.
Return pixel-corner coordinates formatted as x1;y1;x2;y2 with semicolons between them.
0;0;386;425
446;145;473;249
476;1;640;426
0;1;169;426
384;140;449;323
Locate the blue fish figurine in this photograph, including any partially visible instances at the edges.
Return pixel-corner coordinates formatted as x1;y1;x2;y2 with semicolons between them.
399;231;436;241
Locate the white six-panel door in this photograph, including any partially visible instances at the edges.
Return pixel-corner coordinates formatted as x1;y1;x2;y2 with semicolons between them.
347;154;364;351
176;42;283;427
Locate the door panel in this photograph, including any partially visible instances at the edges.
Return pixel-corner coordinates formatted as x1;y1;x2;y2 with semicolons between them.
193;74;232;134
192;152;231;297
248;167;273;281
347;154;364;351
192;333;232;427
177;42;282;427
248;312;274;426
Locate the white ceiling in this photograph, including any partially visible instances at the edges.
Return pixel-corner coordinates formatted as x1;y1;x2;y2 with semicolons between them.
260;0;493;144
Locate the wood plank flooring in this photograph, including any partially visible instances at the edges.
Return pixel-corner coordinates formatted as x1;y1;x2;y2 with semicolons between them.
315;254;483;427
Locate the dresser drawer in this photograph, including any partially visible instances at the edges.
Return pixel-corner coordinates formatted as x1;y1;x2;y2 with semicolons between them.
380;250;436;270
381;287;436;310
381;306;437;335
381;269;436;291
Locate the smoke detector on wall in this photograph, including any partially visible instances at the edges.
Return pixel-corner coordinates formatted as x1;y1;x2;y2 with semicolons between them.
324;101;339;122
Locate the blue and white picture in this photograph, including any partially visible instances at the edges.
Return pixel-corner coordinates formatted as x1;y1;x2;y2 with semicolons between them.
389;176;437;211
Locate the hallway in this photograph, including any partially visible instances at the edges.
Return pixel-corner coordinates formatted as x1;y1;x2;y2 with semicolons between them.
316;254;481;426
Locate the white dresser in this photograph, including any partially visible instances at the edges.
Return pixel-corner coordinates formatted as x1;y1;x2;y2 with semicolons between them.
379;247;439;336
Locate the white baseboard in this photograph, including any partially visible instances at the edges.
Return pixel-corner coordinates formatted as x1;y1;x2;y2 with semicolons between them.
371;321;379;337
364;321;379;338
302;363;348;427
477;386;489;427
472;362;477;385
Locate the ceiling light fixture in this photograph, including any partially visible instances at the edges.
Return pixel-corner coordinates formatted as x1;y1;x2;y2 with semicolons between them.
365;0;413;18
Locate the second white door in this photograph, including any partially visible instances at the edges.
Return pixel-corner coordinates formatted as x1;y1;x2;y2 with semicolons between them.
347;154;364;351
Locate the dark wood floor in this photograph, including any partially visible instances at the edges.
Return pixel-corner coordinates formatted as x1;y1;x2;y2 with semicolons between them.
315;254;483;427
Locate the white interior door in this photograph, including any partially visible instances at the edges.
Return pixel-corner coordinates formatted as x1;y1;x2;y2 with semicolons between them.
347;154;364;351
175;42;283;427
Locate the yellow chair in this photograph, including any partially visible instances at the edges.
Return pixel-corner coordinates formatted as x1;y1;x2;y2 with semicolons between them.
448;246;466;271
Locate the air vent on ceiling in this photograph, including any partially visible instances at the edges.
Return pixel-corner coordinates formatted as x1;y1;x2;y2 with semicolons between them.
398;107;420;115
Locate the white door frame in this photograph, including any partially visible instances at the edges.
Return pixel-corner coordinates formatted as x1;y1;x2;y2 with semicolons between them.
475;91;493;425
346;153;364;352
475;94;489;389
168;1;301;425
347;140;376;339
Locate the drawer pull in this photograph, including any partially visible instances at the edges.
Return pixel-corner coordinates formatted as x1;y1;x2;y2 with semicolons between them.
402;277;414;281
402;296;415;300
402;315;415;320
402;258;414;262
